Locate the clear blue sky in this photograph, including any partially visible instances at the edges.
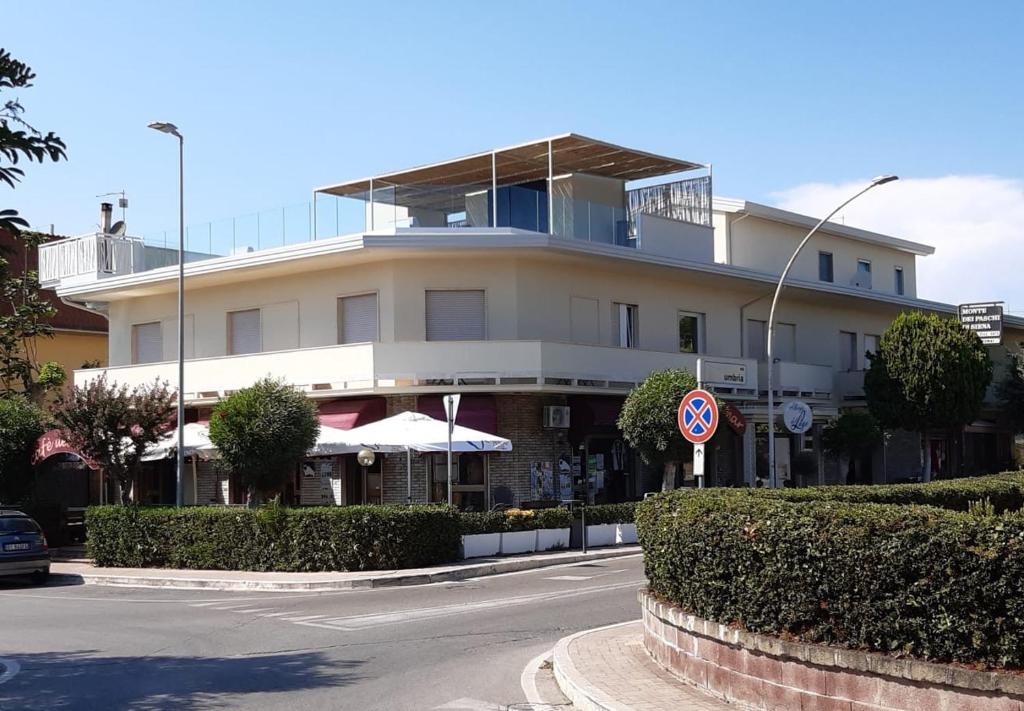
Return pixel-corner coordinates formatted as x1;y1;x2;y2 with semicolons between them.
5;0;1022;240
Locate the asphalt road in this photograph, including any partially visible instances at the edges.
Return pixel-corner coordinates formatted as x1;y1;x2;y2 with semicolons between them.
0;554;645;710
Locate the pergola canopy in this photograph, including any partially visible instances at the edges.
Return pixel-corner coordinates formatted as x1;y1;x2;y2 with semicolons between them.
316;133;705;199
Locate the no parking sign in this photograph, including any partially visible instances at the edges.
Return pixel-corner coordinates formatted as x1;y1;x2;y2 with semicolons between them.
677;389;718;444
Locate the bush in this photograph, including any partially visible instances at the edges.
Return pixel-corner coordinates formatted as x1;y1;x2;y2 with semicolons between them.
86;504;461;571
458;507;572;534
533;507;572;529
579;502;637;525
459;511;505;535
0;395;46;504
637;481;1024;668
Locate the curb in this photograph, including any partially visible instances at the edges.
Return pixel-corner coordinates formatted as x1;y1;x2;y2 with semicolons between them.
552;620;638;711
51;547;642;592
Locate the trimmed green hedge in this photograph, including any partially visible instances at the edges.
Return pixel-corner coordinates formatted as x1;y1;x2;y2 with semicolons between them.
86;504;461;571
638;474;1024;668
458;507;572;535
580;502;637;525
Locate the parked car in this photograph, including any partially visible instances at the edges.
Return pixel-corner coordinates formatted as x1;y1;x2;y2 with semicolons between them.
0;510;50;584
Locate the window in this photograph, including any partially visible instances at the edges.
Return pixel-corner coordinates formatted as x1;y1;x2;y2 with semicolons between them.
338;293;379;344
428;453;487;511
425;290;486;341
678;311;705;354
839;331;857;371
864;334;880;363
818;252;834;282
857;259;872;275
612;303;639;348
745;319;767;361
775;322;796;362
228;309;261;355
131;322;162;364
894;266;905;296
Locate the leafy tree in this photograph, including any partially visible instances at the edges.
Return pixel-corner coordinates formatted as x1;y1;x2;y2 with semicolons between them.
208;378;319;505
618;368;704;491
0;229;66;401
864;311;992;480
996;343;1024;433
0;395;45;503
54;375;176;505
0;48;67;234
0;49;68;400
822;410;883;484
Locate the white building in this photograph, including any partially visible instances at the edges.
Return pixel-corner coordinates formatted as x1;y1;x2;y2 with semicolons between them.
39;134;1022;506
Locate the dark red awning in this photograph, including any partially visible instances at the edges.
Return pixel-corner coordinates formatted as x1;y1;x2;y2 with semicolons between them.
417;394;498;434
318;397;387;430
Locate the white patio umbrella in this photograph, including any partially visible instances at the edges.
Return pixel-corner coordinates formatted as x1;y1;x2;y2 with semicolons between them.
142;422;216;461
341;411;512;502
307;424;363;457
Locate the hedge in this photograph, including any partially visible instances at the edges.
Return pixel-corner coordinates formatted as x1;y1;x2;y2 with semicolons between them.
86;504;461;571
458;507;572;535
579;502;637;525
637;482;1024;668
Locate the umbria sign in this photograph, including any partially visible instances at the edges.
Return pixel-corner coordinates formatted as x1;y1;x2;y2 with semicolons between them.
959;302;1003;345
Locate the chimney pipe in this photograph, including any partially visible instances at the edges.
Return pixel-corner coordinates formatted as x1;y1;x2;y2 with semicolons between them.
100;202;113;233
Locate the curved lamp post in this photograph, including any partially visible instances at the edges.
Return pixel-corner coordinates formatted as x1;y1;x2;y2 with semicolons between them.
766;175;898;489
148;121;185;506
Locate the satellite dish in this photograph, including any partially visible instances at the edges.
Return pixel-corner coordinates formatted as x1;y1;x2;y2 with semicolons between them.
109;220;126;236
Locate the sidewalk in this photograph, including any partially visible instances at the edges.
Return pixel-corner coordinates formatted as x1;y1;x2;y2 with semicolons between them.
48;546;641;592
553;620;735;711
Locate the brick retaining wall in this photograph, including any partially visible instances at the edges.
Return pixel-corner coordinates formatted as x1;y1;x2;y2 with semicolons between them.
639;589;1024;711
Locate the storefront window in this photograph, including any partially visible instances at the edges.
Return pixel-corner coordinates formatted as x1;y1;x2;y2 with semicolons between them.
429;453;487;511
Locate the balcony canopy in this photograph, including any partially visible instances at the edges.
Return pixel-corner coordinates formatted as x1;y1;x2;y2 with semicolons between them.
315;133;705;203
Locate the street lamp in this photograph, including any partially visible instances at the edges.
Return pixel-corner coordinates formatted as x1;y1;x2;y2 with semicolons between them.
148;121;185;507
765;175;898;489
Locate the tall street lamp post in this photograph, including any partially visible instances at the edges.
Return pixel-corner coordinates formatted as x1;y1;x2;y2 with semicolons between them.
766;175;899;489
148;121;185;507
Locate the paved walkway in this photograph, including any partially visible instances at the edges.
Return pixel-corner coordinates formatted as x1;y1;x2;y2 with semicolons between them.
48;546;642;591
553;620;736;711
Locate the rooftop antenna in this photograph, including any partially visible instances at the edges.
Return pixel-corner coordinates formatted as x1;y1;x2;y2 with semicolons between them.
97;190;128;227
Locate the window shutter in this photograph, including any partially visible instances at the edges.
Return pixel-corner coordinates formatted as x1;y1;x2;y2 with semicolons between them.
132;322;163;364
425;290;485;341
229;309;261;355
340;293;379;344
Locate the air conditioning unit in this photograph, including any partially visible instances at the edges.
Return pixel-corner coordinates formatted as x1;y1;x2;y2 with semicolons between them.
543;405;570;429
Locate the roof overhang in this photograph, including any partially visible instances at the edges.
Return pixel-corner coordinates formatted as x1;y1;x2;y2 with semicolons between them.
316;133;706;198
714;197;936;257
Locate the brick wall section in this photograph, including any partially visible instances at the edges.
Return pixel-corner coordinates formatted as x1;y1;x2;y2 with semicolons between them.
639;590;1024;711
491;393;569;506
381;395;424;504
378;393;570;507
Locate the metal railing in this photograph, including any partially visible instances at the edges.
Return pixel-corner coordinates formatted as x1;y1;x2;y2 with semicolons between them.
626;175;713;228
38;233;141;287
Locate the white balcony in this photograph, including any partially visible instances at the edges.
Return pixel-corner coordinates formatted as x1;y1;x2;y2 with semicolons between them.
39;233;143;288
72;341;757;404
758;361;835;401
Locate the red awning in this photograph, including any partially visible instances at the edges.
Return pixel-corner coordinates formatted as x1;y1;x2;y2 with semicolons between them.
318;397;387;430
418;394;498;435
31;430;99;470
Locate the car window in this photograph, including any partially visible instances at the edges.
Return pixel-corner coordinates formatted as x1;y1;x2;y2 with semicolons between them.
0;517;40;534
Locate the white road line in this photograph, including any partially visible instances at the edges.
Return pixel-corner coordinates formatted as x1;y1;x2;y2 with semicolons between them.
294;580;644;631
279;614;328;622
460;553;642;582
543;575;593;581
433;697;503;710
228;607;274;614
0;658;20;685
519;648;552;706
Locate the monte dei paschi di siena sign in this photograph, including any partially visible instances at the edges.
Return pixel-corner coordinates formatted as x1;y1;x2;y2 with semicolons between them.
959;302;1003;345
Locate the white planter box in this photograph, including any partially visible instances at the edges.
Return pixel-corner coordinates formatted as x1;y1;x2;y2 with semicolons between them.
585;523;617;548
616;522;638;545
460;532;501;559
500;530;538;555
536;527;570;552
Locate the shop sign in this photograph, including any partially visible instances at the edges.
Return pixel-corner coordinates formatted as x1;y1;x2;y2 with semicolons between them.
959;302;1003;345
721;402;747;435
781;400;813;434
700;360;748;387
31;429;98;469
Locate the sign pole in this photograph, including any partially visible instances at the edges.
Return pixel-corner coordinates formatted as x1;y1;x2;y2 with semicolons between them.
444;394;461;507
695;359;705;489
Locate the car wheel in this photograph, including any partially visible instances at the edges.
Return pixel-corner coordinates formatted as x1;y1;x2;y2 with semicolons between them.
30;570;50;586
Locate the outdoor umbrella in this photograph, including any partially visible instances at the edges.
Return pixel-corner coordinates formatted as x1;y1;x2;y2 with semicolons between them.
307;424;364;457
141;422;216;461
340;411;512;502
